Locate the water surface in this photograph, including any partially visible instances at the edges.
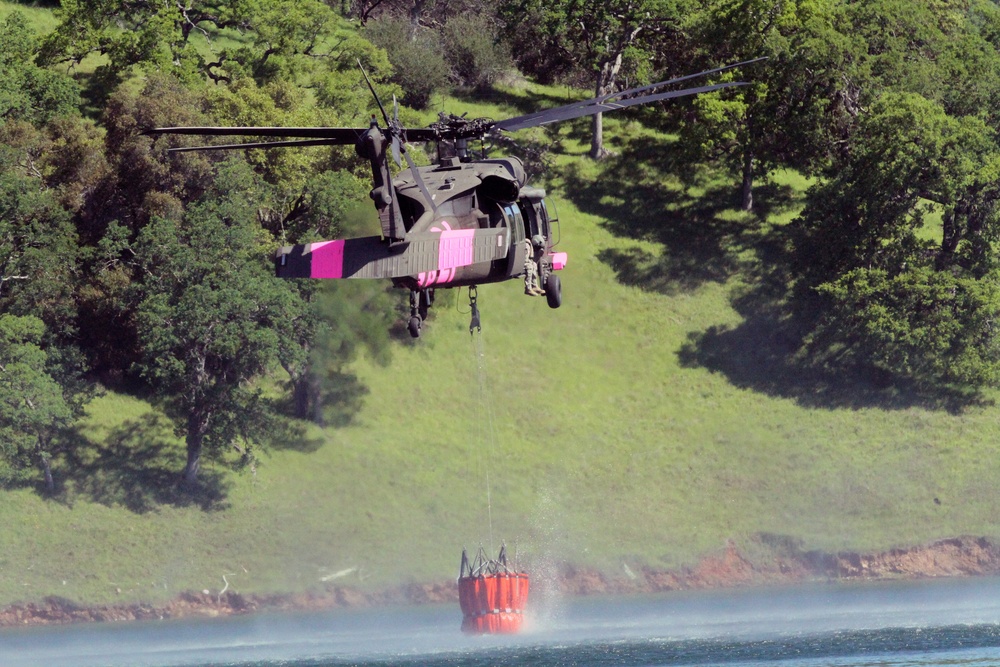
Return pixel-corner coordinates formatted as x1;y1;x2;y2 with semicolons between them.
5;577;1000;666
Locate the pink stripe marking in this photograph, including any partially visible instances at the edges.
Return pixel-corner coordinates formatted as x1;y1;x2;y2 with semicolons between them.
310;240;346;279
552;252;568;271
438;229;476;270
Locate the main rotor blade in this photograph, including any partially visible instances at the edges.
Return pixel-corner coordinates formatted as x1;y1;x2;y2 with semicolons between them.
401;147;437;215
149;124;442;145
147;126;369;143
165;138;343;153
494;81;747;133
359;59;392;128
401;128;439;143
390;95;402;165
569;57;770;116
600;56;766;103
489;58;768;134
391;137;402;167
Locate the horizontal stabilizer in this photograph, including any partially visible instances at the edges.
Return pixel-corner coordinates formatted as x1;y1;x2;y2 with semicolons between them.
275;228;510;280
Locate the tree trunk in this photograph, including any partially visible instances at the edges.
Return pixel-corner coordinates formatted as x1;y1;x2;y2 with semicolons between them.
589;57;623;160
741;149;755;212
937;206;961;270
590;112;606;160
182;410;210;486
292;373;311;421
291;373;324;426
311;376;324;427
966;202;988;278
42;456;53;493
36;436;54;494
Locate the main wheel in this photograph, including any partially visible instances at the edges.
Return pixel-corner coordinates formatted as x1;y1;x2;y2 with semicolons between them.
545;274;562;309
408;316;422;338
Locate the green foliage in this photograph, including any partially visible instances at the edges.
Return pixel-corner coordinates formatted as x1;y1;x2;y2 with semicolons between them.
494;1;574;83
38;0;342;94
680;0;859;207
363;16;450;109
293;170;370;241
787;91;1000;392
0;12;79;124
845;0;1000;119
0;133;80;345
133;161;288;483
202;78;319;193
498;0;681;156
440;15;512;90
498;0;678;84
38;0;177;76
806;267;1000;391
312;27;394;118
793;93;963;281
0;314;72;489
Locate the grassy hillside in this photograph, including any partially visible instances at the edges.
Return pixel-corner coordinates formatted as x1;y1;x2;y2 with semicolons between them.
5;1;1000;609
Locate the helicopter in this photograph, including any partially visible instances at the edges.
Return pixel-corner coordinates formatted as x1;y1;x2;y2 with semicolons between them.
148;58;763;337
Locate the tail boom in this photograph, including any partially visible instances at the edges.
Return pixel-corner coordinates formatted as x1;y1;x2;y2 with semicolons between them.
275;228;509;282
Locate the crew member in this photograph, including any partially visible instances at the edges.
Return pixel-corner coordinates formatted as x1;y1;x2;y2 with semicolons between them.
523;235;545;296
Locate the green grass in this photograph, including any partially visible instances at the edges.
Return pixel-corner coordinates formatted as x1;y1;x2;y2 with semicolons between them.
4;7;1000;610
0;1;58;33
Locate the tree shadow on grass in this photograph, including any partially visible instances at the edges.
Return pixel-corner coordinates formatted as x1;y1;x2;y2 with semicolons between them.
675;225;985;412
262;414;325;453
449;85;590;119
321;371;370;428
58;413;229;513
569;132;981;411
268;370;370;446
563;134;793;293
677;315;986;413
265;390;324;454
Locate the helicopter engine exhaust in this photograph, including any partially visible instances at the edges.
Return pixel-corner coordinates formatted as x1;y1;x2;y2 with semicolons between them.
478;175;519;204
474;158;527;204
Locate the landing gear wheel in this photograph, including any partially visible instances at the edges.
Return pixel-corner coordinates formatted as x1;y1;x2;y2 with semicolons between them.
408;316;422;338
545;274;562;309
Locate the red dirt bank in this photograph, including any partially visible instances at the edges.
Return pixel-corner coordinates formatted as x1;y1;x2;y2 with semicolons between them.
4;535;999;627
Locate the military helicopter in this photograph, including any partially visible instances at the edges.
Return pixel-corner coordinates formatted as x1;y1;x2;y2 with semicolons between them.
148;58;763;337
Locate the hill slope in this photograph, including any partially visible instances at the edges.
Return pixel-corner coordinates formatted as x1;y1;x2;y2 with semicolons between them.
5;105;1000;608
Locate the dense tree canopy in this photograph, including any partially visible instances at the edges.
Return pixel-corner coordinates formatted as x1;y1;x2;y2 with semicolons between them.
133;162;288;486
0;315;74;492
0;13;80;125
500;0;687;158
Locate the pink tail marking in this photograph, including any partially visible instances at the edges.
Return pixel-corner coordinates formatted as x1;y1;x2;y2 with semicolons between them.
418;224;475;287
310;240;346;279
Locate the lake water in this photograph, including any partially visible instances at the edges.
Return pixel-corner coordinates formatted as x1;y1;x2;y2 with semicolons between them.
6;577;1000;666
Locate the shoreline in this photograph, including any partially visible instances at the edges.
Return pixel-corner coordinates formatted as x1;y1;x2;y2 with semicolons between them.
4;535;999;627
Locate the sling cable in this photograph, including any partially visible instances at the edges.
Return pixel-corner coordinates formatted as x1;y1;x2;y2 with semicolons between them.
457;287;530;634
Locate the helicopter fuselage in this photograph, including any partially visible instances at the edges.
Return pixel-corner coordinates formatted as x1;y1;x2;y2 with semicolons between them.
274;153;565;295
